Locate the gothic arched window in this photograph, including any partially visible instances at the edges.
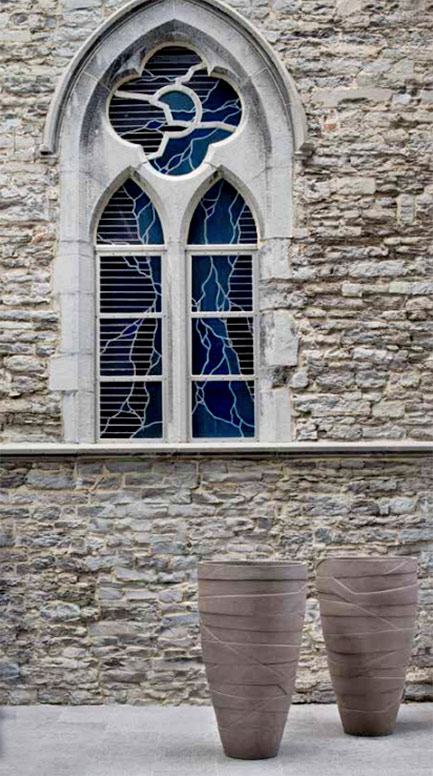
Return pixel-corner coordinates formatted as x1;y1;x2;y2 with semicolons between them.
46;0;310;444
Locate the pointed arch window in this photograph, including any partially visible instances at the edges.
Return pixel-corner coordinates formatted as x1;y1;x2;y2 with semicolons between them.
95;176;258;441
93;43;261;443
48;0;308;444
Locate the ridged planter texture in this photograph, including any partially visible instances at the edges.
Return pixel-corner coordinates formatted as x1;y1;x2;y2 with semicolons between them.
198;561;307;760
317;556;418;737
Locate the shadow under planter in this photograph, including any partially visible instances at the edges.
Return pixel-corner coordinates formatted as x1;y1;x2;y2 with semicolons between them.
198;560;307;760
316;556;418;737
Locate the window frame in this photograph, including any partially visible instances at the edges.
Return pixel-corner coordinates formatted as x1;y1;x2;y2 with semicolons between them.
94;178;260;443
46;0;310;444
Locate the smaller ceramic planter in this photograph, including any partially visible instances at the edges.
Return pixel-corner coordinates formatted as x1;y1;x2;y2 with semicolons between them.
198;561;307;759
317;556;418;736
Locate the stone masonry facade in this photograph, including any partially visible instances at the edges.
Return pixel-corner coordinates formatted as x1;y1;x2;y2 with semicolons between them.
0;454;432;704
0;0;432;705
0;0;432;441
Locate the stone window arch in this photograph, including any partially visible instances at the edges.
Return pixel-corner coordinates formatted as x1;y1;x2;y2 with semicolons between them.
46;0;311;444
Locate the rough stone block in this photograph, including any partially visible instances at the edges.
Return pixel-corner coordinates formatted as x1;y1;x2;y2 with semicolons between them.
263;311;298;367
335;177;376;195
397;194;416;225
336;0;363;14
312;87;392;107
290;368;309;388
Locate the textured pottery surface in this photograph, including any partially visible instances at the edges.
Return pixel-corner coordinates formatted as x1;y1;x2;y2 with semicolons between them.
317;557;418;737
198;561;307;759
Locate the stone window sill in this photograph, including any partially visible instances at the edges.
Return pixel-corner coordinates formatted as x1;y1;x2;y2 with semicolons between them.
0;442;432;456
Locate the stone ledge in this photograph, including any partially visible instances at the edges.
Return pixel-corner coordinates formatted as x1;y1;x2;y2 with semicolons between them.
0;441;432;456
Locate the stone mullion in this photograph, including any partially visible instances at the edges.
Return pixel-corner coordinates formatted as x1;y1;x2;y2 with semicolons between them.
164;242;188;442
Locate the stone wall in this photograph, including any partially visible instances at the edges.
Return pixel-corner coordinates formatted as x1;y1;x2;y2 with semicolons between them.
0;0;432;707
0;0;433;441
0;453;431;704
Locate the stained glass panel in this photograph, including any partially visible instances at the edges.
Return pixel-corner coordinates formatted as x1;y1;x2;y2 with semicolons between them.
108;46;242;176
192;318;254;376
192;255;253;312
99;255;161;314
100;319;162;377
192;381;255;438
100;382;162;438
97;181;164;439
188;180;257;244
97;179;163;245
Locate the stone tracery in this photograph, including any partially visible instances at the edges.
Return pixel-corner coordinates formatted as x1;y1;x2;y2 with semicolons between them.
109;46;243;176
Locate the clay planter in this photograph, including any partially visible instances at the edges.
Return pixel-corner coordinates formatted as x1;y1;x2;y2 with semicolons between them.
198;561;307;760
316;556;418;737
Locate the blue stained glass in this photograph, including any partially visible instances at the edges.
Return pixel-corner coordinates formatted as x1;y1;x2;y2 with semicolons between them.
192;255;253;312
192;318;254;375
100;319;162;377
152;128;232;177
99;255;161;314
97;179;163;245
100;381;162;438
188;72;242;126
159;91;196;122
108;46;242;177
192;380;254;438
122;47;201;93
109;100;167;149
188;180;257;244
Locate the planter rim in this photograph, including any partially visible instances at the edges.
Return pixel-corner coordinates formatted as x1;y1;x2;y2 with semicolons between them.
198;560;306;566
198;560;308;581
316;556;417;564
316;556;417;577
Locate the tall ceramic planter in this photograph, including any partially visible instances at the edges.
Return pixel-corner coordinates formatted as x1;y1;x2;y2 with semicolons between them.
316;556;418;736
198;561;307;760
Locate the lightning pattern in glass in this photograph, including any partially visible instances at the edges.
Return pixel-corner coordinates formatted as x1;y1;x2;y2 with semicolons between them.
188;180;257;244
97;181;163;439
99;255;161;313
100;382;162;438
100;319;162;377
109;46;242;176
192;254;253;312
97;178;163;245
192;381;254;438
190;183;256;438
192;318;254;375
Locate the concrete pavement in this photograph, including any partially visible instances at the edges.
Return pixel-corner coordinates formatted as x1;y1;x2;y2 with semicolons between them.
0;703;431;776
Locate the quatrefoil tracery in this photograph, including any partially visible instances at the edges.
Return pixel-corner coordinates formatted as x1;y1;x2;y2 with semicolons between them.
108;45;243;176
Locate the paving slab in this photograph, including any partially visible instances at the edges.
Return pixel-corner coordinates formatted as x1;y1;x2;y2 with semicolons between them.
0;704;431;776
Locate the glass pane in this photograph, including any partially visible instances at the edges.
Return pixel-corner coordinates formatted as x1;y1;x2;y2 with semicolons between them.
113;46;201;94
192;255;253;312
160;90;195;122
100;382;162;438
192;380;255;438
188;71;242;127
192;317;254;375
188;180;257;244
108;46;242;177
152;127;233;177
100;319;162;377
99;255;161;314
97;179;163;245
